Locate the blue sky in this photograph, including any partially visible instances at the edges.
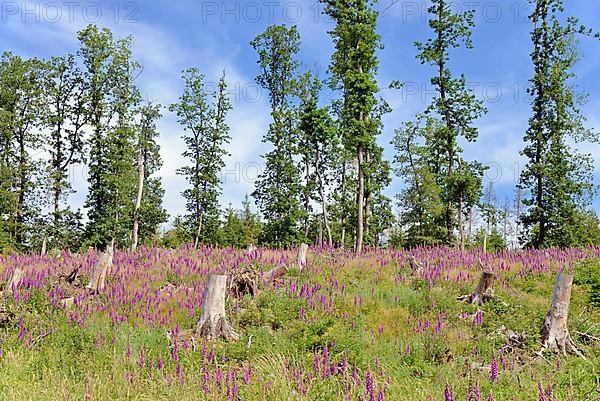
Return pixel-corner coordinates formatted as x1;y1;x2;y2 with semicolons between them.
2;0;600;222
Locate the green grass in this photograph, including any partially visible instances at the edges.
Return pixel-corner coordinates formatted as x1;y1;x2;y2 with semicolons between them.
0;250;599;400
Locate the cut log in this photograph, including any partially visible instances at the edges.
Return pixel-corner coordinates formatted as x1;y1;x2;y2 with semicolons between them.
408;256;423;275
86;248;113;293
458;270;495;305
263;265;287;284
540;273;585;359
197;274;239;341
296;243;308;268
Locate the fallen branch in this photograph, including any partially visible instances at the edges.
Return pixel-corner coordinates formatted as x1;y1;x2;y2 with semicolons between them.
263;265;287;284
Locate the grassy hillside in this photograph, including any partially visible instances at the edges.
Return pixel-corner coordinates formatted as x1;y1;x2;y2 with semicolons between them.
0;246;599;400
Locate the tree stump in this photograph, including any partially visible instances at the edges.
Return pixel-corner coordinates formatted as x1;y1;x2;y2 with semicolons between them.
7;268;23;293
540;273;584;359
458;270;495;305
86;248;113;293
296;243;308;268
408;256;423;275
41;236;47;256
197;275;239;341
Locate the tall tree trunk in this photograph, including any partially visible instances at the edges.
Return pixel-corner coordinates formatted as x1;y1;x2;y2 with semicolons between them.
457;160;464;250
503;200;509;246
437;0;455;247
355;146;365;253
340;161;347;247
515;188;522;248
364;150;372;242
15;132;27;245
468;207;473;240
53;117;63;238
131;148;144;251
316;150;332;246
304;160;310;238
194;216;202;249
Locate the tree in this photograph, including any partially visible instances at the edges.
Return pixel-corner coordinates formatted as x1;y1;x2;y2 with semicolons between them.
0;52;45;250
322;0;387;253
131;101;168;250
42;54;88;249
80;25;141;249
481;181;500;235
519;0;599;248
170;69;231;247
370;192;394;248
395;0;486;249
297;72;338;245
250;25;303;246
571;210;600;247
329;141;356;248
219;196;262;248
392;119;446;247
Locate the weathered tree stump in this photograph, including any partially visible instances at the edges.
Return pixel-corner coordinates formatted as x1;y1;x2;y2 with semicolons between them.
0;268;23;297
86;247;113;293
41;236;47;256
408;256;423;275
7;268;23;293
197;274;239;341
458;270;495;305
296;243;308;268
540;273;585;359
